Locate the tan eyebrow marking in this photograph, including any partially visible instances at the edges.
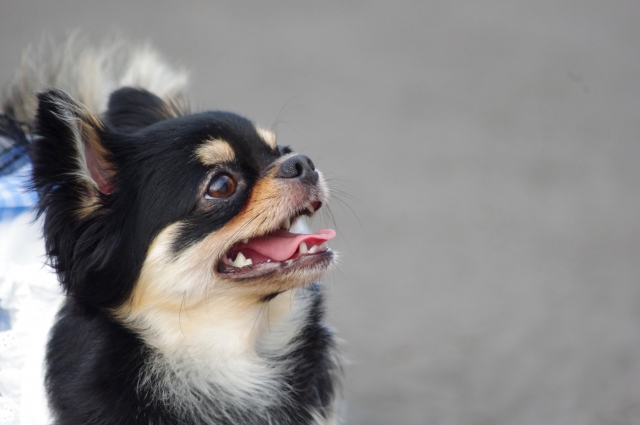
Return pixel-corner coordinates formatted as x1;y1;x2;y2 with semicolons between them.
195;139;236;165
255;126;277;149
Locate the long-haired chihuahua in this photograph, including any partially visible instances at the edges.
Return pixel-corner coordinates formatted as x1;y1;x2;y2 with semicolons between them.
0;38;341;425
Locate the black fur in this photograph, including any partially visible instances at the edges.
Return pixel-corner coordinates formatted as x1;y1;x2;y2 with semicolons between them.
105;87;187;133
46;290;338;425
28;88;340;424
32;90;279;307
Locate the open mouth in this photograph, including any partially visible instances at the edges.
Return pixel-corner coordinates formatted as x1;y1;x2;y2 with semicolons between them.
217;201;336;279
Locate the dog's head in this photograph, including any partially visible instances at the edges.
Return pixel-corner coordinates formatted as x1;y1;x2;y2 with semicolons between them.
31;88;335;310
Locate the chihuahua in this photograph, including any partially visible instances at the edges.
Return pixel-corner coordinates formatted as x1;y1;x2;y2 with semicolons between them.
0;38;341;425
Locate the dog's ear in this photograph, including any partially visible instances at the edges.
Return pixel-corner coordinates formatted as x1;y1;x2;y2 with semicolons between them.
33;89;115;200
32;90;123;305
105;87;185;133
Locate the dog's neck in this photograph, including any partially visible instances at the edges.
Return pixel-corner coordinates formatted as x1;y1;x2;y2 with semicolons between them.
112;286;337;424
116;286;310;362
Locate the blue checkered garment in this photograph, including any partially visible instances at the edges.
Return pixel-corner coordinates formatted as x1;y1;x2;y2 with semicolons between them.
0;144;37;221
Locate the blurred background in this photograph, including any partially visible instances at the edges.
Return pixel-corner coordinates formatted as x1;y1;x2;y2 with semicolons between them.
2;1;640;424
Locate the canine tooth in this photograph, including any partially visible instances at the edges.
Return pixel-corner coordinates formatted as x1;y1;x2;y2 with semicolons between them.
242;238;249;244
308;245;318;254
235;252;246;263
319;242;328;251
306;203;315;214
299;241;308;254
231;252;252;268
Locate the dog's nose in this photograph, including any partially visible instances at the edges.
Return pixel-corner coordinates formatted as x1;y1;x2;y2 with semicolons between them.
277;155;318;184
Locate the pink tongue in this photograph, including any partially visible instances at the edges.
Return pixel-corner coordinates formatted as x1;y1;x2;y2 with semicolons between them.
240;229;336;262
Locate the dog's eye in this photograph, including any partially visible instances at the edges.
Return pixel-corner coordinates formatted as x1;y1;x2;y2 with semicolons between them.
206;173;236;199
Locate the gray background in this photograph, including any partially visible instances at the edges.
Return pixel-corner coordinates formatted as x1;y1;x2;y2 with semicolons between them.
2;1;640;424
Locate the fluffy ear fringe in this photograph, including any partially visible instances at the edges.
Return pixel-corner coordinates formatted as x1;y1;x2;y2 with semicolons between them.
33;89;115;209
31;89;124;306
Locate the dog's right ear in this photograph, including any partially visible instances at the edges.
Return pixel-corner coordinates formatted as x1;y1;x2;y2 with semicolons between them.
105;87;187;133
32;89;116;211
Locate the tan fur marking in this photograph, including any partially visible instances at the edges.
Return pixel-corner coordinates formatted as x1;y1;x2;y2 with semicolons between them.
114;220;312;358
48;95;114;218
75;120;113;217
256;126;277;149
76;198;101;218
196;139;236;165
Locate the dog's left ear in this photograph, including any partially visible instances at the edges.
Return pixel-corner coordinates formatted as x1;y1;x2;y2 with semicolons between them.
33;89;115;198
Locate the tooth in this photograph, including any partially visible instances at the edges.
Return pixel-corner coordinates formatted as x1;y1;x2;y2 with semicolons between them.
318;242;328;252
242;239;248;244
308;245;318;254
299;241;308;254
306;203;315;214
283;217;291;230
231;252;252;268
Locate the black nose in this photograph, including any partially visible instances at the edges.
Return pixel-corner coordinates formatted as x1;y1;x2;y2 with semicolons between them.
277;155;318;184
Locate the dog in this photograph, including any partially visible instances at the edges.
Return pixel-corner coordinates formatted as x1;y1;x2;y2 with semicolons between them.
0;38;341;425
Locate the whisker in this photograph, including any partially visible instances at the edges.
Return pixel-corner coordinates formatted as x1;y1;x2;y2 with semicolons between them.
179;291;187;338
326;195;364;233
270;97;303;134
328;188;366;207
251;302;268;333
